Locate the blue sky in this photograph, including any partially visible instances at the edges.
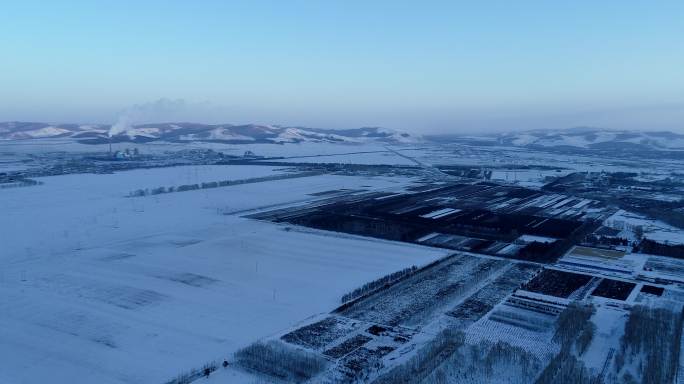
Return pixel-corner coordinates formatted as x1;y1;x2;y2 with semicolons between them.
1;1;683;132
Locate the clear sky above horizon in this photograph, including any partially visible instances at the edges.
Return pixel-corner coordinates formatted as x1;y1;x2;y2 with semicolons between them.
1;1;683;133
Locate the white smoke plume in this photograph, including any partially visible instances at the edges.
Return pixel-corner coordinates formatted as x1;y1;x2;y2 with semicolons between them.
108;98;189;137
108;115;132;137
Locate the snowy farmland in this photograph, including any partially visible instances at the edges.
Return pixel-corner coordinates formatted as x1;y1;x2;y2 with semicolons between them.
3;137;684;384
0;165;449;384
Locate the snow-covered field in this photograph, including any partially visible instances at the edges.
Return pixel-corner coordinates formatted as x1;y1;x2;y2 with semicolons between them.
0;139;401;158
0;166;448;384
3;138;684;384
489;169;571;187
265;150;417;166
606;209;684;245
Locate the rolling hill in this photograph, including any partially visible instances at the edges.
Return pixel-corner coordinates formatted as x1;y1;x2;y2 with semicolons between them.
0;122;417;145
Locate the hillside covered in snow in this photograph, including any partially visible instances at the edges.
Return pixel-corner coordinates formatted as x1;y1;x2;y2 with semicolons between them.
429;127;684;152
0;121;417;145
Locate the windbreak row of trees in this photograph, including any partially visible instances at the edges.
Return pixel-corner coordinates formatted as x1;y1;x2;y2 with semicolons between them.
372;329;464;384
583;235;630;247
235;340;327;383
422;339;544;384
0;179;42;189
127;171;321;197
613;305;684;384
535;302;597;384
375;328;548;384
340;265;418;303
638;238;684;259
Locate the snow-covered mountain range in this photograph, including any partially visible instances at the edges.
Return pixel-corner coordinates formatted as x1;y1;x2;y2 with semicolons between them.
498;127;684;150
3;122;683;152
429;127;684;151
0;122;417;144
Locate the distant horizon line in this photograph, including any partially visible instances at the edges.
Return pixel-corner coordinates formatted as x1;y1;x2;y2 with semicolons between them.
4;120;681;136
